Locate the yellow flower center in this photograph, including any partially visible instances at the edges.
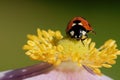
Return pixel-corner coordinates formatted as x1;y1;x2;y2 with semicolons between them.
23;28;120;75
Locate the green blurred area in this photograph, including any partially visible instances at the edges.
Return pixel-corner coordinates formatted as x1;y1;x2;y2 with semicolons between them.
0;0;120;79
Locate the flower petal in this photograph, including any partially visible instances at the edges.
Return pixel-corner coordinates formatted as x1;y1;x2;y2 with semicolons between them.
0;63;112;80
0;63;52;80
24;69;112;80
24;66;113;80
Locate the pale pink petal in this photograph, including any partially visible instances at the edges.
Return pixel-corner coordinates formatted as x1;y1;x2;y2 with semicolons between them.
24;67;113;80
0;63;52;80
0;63;113;80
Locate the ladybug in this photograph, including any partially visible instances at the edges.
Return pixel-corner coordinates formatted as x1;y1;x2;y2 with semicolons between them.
66;17;95;41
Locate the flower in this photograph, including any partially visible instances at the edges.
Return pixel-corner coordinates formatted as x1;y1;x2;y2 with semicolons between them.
0;28;119;80
22;28;120;80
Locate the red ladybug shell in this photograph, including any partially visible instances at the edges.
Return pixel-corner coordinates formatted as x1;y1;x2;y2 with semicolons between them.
66;17;93;32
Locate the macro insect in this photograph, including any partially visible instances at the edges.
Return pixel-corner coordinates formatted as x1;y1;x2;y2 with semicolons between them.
66;17;95;41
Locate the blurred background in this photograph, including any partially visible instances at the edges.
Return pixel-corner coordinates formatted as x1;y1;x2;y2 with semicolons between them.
0;0;120;79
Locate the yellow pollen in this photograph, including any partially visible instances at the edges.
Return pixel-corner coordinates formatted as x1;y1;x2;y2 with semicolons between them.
23;28;120;75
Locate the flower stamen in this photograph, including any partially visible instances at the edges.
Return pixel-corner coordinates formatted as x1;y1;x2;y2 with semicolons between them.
23;28;120;75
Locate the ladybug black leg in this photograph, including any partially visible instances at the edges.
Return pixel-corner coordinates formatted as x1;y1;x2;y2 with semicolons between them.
81;34;88;45
81;40;85;45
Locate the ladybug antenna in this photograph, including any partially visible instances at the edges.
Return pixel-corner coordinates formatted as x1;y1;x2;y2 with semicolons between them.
91;30;96;35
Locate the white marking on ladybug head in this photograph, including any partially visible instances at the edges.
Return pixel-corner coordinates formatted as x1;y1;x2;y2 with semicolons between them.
78;23;83;26
70;30;74;36
79;35;81;38
80;30;82;33
72;23;76;26
75;35;77;38
81;30;86;36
